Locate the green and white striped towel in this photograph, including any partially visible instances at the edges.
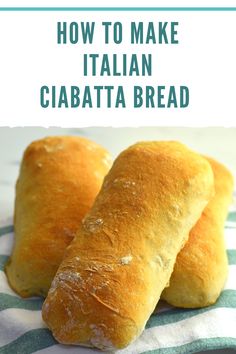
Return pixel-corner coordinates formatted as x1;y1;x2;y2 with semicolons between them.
0;210;236;354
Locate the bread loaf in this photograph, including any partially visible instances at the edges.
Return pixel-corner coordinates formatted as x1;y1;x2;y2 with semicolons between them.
162;157;234;308
42;141;214;349
5;136;111;297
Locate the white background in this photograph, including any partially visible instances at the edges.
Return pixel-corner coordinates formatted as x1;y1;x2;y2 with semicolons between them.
0;4;236;126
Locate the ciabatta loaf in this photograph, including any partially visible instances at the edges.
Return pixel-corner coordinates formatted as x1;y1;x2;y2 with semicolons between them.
162;157;234;308
6;136;111;297
42;141;214;349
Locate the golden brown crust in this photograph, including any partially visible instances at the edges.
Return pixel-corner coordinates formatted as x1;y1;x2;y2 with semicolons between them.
162;156;234;308
5;136;111;297
42;141;214;350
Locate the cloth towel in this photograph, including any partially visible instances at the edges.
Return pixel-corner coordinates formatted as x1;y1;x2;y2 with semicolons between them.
0;210;236;354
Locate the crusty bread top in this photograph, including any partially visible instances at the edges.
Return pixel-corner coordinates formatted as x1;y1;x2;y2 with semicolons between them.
19;135;112;218
17;135;112;243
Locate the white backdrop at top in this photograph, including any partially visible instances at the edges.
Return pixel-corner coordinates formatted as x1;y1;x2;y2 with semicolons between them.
0;3;235;127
